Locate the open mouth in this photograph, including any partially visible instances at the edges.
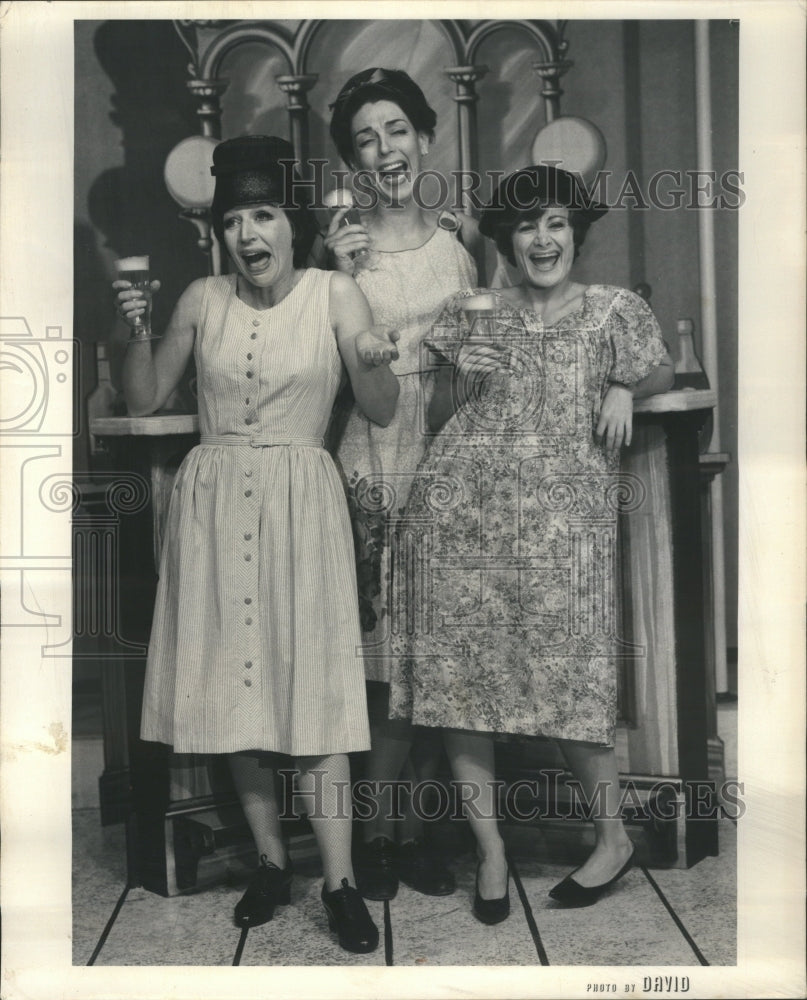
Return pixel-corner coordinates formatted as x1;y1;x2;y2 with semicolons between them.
529;252;560;271
376;160;410;184
241;250;272;272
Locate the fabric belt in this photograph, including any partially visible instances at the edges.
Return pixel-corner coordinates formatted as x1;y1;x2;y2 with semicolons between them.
200;434;324;449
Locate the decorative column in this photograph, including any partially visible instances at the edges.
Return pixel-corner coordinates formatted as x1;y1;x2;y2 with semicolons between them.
694;20;729;697
531;53;573;123
186;78;228;139
276;74;319;164
445;66;488;179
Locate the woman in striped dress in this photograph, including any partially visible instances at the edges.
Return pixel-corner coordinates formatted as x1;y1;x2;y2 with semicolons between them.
115;135;399;954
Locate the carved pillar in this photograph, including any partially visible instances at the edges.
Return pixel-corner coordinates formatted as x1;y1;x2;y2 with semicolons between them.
276;74;318;164
186;78;228;139
445;66;489;200
532;56;574;123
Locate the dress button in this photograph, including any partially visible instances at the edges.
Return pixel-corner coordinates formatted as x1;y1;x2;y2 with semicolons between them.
245;470;253;477
245;398;250;405
245;554;252;561
244;489;252;497
245;617;253;625
250;332;257;340
245;660;253;669
244;597;252;605
246;371;254;379
247;353;253;360
252;319;260;327
244;678;252;687
244;417;253;425
244;533;252;541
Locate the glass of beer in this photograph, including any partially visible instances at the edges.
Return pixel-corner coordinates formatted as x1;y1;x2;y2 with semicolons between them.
323;188;369;260
460;293;498;340
115;255;159;341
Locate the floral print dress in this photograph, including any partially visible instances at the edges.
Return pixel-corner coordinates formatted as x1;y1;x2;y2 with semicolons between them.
387;285;668;746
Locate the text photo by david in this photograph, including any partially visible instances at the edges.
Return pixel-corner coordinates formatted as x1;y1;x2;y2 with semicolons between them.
69;15;741;971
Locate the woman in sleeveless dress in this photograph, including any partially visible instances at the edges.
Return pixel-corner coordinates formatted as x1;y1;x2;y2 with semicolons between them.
320;69;478;901
115;136;400;954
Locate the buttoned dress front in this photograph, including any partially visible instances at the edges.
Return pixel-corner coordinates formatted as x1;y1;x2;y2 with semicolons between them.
140;270;370;757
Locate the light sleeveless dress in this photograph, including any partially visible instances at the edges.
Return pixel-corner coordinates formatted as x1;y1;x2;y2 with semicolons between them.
140;270;370;756
333;224;477;682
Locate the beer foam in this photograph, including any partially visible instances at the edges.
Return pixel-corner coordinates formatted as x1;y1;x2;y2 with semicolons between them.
115;255;149;272
322;188;354;210
461;293;496;312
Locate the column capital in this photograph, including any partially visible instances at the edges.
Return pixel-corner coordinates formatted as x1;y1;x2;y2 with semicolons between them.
445;65;489;101
186;78;229;138
276;74;319;109
186;78;229;100
532;58;574;116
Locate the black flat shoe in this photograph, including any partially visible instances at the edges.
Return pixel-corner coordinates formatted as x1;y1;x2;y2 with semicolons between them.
321;877;380;954
472;861;510;925
397;838;456;896
234;855;292;927
355;836;399;901
549;848;636;908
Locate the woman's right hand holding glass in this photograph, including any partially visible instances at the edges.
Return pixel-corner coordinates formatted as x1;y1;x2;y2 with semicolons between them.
455;342;507;377
113;278;160;328
323;206;370;274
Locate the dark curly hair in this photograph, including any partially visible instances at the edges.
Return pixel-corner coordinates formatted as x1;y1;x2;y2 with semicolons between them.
479;165;607;266
210;134;319;268
329;67;437;168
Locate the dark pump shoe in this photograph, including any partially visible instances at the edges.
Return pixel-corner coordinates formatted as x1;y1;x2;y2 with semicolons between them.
355;837;399;901
472;862;510;925
321;878;380;954
549;848;636;908
397;838;456;896
234;855;293;927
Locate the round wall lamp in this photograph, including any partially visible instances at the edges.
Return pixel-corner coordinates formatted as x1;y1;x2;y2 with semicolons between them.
530;115;607;187
164;135;219;266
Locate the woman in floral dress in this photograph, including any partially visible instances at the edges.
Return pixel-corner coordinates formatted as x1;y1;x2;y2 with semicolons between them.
389;165;674;920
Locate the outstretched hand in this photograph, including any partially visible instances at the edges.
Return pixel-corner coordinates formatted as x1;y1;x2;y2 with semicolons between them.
113;278;160;327
355;325;400;367
596;383;634;452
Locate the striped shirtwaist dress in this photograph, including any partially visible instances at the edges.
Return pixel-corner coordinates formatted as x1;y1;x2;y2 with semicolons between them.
139;269;370;756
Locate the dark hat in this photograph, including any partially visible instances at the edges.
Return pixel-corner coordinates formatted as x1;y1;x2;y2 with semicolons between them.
210;135;302;219
209;135;318;268
478;165;607;240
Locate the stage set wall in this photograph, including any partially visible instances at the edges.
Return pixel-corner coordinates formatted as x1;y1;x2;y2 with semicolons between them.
73;18;739;652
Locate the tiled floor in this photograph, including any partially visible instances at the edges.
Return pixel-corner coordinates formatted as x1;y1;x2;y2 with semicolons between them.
72;702;737;967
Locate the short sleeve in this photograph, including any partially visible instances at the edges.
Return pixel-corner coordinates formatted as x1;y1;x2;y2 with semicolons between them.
606;289;669;386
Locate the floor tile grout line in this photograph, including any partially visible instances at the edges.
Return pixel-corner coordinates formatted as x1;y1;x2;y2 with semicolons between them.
232;926;249;966
86;881;132;966
383;899;393;966
508;858;550;966
639;865;710;966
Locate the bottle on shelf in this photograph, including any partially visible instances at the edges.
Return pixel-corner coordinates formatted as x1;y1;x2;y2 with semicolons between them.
673;318;710;390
